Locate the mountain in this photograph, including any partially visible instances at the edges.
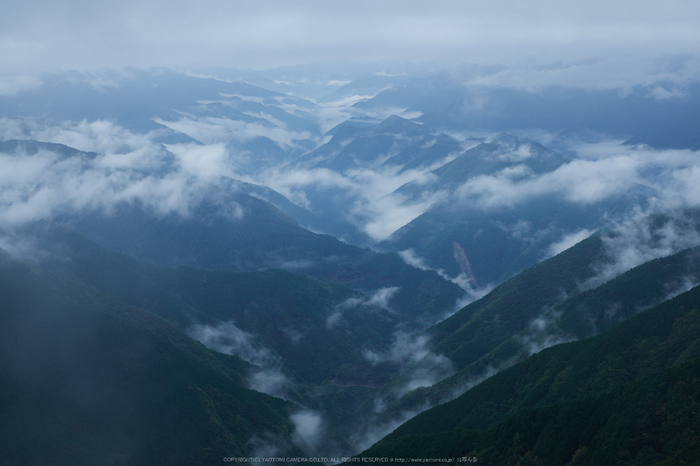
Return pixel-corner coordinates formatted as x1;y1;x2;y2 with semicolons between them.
381;133;656;285
3;66;700;462
0;139;98;160
298;115;463;173
59;182;462;323
358;279;700;464
0;249;304;465
357;210;700;444
360;359;700;465
10;220;465;454
624;92;700;150
347;74;700;152
0;69;321;168
30;222;404;385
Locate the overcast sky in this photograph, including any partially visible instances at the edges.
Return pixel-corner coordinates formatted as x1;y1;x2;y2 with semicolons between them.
1;0;700;76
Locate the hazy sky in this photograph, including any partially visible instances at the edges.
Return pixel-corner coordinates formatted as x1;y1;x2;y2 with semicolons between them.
2;0;700;75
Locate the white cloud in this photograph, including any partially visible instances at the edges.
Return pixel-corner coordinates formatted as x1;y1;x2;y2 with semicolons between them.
454;142;700;213
363;331;454;398
365;286;401;310
188;321;275;368
155;116;314;150
326;287;400;328
290;410;324;451
0;118;249;226
258;164;446;241
518;310;576;357
189;320;292;400
350;403;431;454
455;155;638;210
164;142;231;180
3;1;700;76
249;370;289;399
584;211;700;289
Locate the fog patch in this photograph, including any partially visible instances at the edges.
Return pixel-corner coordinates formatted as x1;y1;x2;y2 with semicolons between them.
273;259;313;271
188;321;274;368
155;116;314;152
249;370;289;400
189;321;295;401
447;280;495;317
0;230;53;263
455;155;637;210
281;327;304;344
290;410;324;452
326;287;399;327
584;212;700;289
518;311;576;357
164;142;232;180
662;276;700;303
364;331;454;400
365;286;400;310
257;164;446;242
447;365;500;402
0;119;248;227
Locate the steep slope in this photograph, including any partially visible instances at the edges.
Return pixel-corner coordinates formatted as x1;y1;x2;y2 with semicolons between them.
360;359;700;465
0;251;303;465
361;212;700;439
359;281;700;464
428;234;606;369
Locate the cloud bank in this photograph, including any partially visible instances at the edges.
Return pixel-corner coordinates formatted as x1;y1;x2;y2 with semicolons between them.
0;118;242;227
2;1;700;75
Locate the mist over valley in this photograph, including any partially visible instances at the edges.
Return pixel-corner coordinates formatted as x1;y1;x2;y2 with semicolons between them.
2;1;700;464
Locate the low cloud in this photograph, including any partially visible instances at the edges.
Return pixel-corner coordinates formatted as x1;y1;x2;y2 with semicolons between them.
584;211;700;289
365;286;400;310
164;142;232;180
155;116;314;152
455;156;638;210
188;321;275;368
451;142;700;215
257;163;447;242
249;370;289;400
364;331;454;402
189;321;293;400
464;57;700;94
326;287;400;327
517;310;576;357
248;432;292;458
0;118;247;227
290;410;324;452
363;332;432;365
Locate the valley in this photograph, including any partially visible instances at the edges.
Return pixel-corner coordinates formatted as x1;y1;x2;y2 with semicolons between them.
1;65;700;464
